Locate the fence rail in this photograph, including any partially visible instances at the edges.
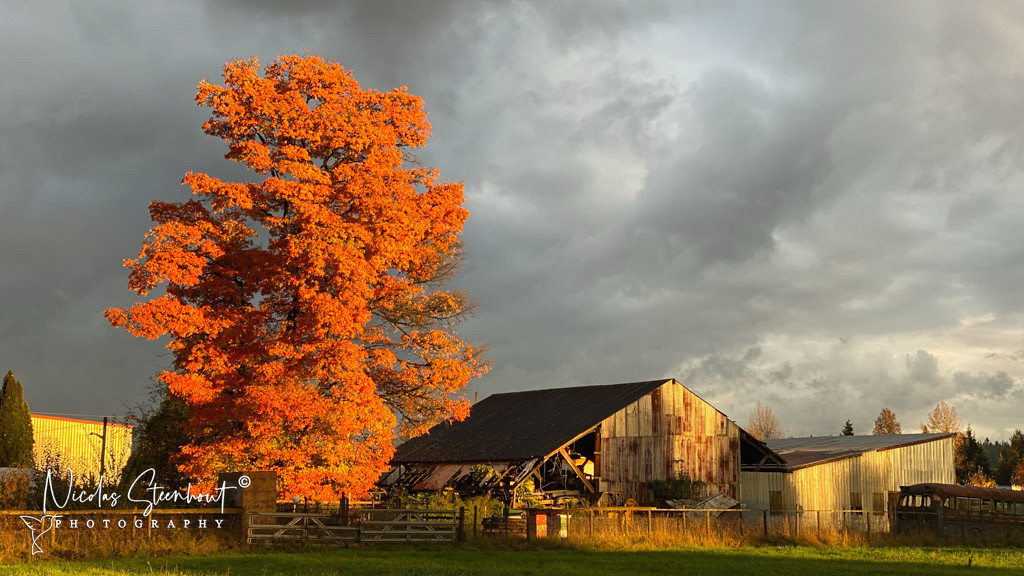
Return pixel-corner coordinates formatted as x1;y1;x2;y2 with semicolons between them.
246;512;358;546
359;508;458;544
244;509;458;546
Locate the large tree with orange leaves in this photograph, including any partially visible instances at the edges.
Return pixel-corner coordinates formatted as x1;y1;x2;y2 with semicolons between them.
106;55;486;499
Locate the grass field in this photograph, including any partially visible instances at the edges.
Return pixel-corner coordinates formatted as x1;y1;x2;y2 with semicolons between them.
3;545;1024;576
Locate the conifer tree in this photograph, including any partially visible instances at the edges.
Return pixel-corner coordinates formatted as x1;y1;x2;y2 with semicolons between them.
841;420;854;436
0;371;35;468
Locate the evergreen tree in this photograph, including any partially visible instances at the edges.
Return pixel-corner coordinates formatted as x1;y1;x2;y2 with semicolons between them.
841;420;854;436
955;427;992;485
0;370;35;467
995;430;1024;485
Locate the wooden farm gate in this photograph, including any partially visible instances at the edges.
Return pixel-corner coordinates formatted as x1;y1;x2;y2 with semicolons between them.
246;512;358;546
359;508;458;543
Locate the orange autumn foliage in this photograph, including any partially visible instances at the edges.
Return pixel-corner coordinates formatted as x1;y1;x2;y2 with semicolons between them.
106;55;486;500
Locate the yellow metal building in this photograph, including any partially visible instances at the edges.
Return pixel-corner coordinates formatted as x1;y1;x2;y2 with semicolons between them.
30;415;133;482
739;433;955;525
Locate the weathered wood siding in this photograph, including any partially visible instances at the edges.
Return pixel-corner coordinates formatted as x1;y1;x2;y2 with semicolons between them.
598;381;740;502
739;436;955;514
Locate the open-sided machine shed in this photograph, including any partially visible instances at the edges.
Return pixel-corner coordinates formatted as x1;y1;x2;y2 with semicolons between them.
381;379;782;504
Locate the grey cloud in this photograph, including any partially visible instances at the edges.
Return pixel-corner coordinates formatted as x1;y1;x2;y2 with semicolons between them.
953;370;1016;400
906;350;940;385
3;1;1024;442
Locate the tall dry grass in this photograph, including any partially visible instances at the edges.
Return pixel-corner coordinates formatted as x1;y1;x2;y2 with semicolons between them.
468;512;1023;552
0;514;241;563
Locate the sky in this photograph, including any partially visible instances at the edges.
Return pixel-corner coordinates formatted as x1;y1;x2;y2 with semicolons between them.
2;1;1024;440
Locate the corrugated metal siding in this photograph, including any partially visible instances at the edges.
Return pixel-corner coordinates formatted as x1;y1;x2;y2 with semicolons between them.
740;436;955;515
31;416;133;481
599;381;740;502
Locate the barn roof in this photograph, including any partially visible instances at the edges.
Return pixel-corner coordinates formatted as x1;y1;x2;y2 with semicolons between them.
765;433;955;470
393;379;673;463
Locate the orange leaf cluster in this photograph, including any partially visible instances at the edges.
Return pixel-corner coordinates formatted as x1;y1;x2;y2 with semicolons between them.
106;55;487;500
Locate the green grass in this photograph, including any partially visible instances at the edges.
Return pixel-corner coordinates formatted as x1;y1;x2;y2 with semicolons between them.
4;545;1024;576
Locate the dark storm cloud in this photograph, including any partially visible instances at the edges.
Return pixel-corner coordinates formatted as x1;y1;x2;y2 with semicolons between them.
2;1;1024;439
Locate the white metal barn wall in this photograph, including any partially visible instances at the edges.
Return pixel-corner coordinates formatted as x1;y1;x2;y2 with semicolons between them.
739;436;955;516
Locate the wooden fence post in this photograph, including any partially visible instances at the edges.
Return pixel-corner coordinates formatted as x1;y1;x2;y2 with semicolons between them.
589;509;594;538
762;510;768;537
648;510;652;536
458;507;466;542
473;506;478;538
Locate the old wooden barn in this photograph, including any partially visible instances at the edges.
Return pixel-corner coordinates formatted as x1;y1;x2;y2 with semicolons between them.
382;379;782;504
739;433;956;515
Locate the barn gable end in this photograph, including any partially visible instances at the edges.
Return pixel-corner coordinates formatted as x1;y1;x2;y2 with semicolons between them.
382;379;782;505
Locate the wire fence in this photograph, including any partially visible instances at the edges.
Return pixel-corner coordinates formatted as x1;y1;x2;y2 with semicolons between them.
467;506;1024;545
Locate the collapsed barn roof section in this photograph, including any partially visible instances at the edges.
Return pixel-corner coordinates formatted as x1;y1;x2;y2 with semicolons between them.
392;379;672;463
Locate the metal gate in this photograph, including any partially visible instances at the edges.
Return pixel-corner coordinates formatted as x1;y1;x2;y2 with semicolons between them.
359;508;457;543
246;513;358;546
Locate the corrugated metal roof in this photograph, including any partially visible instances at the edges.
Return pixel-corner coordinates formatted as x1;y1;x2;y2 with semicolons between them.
393;379;672;463
766;433;954;470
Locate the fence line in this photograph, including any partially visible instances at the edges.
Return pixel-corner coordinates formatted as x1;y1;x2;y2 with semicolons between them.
247;512;358;546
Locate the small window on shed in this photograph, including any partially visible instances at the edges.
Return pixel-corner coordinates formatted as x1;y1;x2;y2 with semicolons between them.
850;492;863;514
769;490;783;515
872;493;886;512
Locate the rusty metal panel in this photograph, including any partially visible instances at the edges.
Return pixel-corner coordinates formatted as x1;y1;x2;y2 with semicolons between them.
673;384;684;435
607;437;621;480
651;387;663;436
625;401;638;438
653;436;666;481
682;388;693;435
641;437;653;482
628;439;639;479
614;406;626;439
660;382;674;435
638;394;653;436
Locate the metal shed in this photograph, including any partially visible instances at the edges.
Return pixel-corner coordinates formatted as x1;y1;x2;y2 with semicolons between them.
739;433;956;516
382;379;783;504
